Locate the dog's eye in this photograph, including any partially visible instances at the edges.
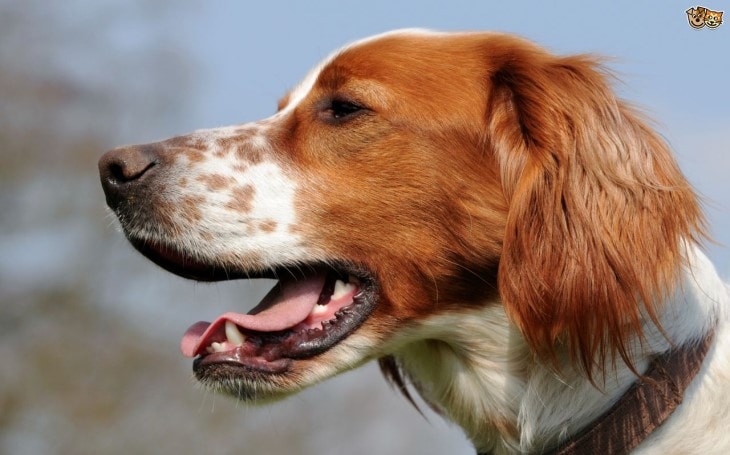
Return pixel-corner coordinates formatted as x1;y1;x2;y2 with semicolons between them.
328;99;364;120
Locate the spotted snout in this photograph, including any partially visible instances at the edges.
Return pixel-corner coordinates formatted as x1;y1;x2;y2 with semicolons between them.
98;128;312;279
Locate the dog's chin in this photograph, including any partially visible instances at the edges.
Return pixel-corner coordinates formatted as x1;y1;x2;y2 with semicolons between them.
192;342;370;402
128;236;380;397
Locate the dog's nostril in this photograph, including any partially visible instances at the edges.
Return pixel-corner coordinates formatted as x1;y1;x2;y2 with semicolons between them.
98;145;160;189
108;159;156;184
107;162;127;184
98;145;164;211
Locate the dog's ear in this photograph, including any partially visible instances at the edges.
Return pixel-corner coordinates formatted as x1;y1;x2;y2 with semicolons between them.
485;39;704;375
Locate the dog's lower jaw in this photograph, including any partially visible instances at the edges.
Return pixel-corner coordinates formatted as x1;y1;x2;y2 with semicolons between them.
194;331;379;404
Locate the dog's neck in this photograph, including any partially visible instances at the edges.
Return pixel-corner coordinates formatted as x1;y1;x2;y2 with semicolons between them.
392;245;722;454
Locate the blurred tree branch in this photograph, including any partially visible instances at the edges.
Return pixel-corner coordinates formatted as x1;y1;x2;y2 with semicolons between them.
0;0;193;181
0;1;198;452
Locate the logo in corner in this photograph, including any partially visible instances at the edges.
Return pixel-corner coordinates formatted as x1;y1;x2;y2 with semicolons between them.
687;6;724;29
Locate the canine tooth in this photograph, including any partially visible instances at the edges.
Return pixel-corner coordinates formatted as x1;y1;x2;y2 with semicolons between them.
211;342;226;353
225;321;246;346
332;280;356;300
311;303;329;315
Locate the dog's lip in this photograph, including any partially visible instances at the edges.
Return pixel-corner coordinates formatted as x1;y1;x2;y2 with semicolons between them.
129;238;267;281
194;354;292;375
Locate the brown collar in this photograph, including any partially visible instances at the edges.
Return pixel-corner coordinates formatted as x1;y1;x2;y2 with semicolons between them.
546;331;715;455
478;331;714;455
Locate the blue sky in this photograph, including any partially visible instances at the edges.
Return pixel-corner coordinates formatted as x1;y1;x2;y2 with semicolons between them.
177;1;728;125
160;0;729;274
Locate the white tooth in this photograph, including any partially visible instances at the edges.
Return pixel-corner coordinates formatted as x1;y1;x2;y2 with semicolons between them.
206;346;215;354
311;303;329;316
225;321;245;346
332;279;356;300
211;342;226;353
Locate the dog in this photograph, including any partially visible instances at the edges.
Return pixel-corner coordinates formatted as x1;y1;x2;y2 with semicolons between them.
99;30;729;454
686;7;708;28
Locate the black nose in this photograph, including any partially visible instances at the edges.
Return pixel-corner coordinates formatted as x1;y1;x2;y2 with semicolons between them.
98;145;160;210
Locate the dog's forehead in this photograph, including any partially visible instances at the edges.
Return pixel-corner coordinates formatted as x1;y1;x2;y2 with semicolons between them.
280;29;453;110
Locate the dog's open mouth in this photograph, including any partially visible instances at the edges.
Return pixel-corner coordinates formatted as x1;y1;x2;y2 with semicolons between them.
131;239;378;375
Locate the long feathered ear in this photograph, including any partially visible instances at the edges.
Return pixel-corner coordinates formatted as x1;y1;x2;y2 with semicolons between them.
485;39;704;375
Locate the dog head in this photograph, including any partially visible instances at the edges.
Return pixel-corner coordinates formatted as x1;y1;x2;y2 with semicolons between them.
687;7;708;29
99;30;702;401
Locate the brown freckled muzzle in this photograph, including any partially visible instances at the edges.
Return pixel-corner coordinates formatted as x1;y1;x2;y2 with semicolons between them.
99;137;226;280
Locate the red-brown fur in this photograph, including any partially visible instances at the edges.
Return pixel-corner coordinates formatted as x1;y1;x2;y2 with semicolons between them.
484;38;704;375
280;32;702;378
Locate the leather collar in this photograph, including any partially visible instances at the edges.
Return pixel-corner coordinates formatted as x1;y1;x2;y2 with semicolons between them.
479;331;714;455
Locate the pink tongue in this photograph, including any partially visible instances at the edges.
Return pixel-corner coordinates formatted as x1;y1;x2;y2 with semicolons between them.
180;273;327;358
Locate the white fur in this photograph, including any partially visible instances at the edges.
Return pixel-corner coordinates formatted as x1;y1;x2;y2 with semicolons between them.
383;245;729;454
